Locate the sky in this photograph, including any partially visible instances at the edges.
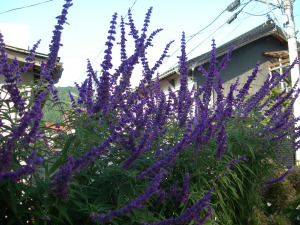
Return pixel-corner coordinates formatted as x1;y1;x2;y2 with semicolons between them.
0;0;299;87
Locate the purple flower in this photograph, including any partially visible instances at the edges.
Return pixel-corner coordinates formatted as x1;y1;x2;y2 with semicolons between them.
0;91;46;171
0;151;43;182
126;9;139;39
175;173;190;203
119;17;127;61
236;63;260;105
141;7;153;33
47;0;73;70
93;13;118;113
145;28;163;49
215;124;227;161
264;86;294;116
51;135;113;200
144;189;213;225
200;39;218;107
177;32;190;127
18;40;41;75
216;46;234;73
68;90;77;108
136;138;189;179
261;167;293;188
169;181;179;197
51;156;75;200
90;170;167;223
121;126;155;169
43;216;51;221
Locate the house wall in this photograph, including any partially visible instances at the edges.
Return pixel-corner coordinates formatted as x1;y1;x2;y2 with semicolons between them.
160;73;181;93
194;36;287;102
1;59;35;136
160;73;195;93
0;71;34;85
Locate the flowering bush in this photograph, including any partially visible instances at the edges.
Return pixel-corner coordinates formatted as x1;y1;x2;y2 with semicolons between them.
247;166;300;225
1;0;299;224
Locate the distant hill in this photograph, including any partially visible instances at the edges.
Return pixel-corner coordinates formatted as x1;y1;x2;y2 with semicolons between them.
42;86;78;123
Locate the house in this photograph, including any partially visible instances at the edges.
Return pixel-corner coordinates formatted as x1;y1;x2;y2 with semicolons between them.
0;44;63;129
0;44;63;110
0;44;63;86
159;19;297;100
159;19;300;166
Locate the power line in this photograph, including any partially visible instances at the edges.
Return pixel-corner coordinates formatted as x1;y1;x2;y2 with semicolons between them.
171;1;288;74
160;9;227;67
165;21;228;72
0;0;54;15
160;0;254;71
188;0;254;54
187;22;227;57
265;0;287;39
221;3;283;47
221;2;260;43
242;10;272;16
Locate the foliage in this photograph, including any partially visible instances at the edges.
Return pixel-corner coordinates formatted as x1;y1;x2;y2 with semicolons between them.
42;86;79;123
1;0;300;224
250;166;300;225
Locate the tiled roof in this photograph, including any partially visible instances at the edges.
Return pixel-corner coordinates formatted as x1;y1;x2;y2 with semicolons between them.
160;20;286;80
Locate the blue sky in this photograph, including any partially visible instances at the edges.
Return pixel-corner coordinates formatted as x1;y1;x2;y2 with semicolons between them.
0;0;299;87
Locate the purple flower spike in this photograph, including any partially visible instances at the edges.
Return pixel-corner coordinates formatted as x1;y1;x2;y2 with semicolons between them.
200;39;218;107
47;0;73;70
127;9;139;40
51;157;75;200
93;13;118;113
236;63;260;106
51;135;113;200
119;17;127;61
0;151;43;182
177;32;190;127
144;189;213;225
215;124;227;161
141;7;153;33
90;170;167;223
176;173;190;203
261;167;293;188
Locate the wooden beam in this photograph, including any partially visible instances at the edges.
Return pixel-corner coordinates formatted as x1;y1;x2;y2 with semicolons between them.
268;58;290;68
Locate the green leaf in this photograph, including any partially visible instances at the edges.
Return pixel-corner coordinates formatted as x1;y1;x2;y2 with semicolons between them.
56;201;72;224
18;187;36;203
48;135;76;174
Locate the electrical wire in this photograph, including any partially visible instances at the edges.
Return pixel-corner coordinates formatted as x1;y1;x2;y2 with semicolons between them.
165;21;228;72
221;2;260;43
160;0;254;72
187;22;227;57
265;0;287;38
159;9;227;67
0;0;54;15
242;9;273;16
163;0;254;71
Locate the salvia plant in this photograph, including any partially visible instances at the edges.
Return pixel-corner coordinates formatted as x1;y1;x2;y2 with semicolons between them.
0;0;300;224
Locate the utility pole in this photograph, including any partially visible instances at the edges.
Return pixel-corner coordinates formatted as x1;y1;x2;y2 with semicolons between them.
254;0;299;152
283;0;300;110
252;1;299;94
282;0;300;161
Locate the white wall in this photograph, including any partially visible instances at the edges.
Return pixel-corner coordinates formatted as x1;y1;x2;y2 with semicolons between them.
160;73;195;93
